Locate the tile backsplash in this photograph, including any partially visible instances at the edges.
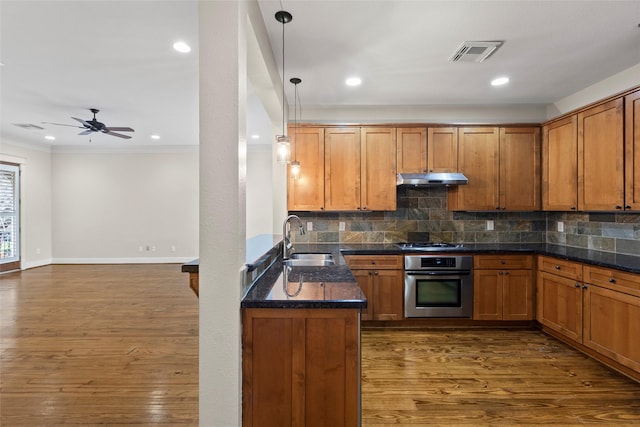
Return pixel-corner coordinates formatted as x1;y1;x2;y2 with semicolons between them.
547;212;640;256
291;187;546;245
290;187;640;256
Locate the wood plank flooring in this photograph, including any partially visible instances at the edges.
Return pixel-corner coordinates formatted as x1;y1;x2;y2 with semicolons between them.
362;328;640;426
1;264;199;426
3;264;640;426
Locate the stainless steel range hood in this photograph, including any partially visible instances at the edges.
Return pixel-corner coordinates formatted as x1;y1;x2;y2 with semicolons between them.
396;172;469;187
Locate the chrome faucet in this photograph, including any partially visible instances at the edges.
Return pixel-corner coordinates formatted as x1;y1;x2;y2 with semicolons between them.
282;214;305;259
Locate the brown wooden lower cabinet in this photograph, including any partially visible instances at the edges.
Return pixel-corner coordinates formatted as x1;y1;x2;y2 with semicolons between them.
473;255;534;321
242;308;360;427
537;256;640;380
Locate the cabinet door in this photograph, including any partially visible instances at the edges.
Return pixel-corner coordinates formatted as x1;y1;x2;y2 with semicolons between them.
288;127;325;211
499;127;541;211
625;89;640;211
502;270;534;320
537;271;583;342
324;127;361;210
473;270;502;320
350;269;374;321
397;127;427;173
542;116;578;211
371;269;404;321
427;127;458;173
449;127;499;211
578;98;624;211
360;127;397;211
583;284;640;373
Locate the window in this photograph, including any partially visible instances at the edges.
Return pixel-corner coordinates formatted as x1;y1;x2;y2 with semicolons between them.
0;163;20;269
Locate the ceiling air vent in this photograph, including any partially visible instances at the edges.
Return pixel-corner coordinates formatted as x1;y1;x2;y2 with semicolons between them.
449;41;503;63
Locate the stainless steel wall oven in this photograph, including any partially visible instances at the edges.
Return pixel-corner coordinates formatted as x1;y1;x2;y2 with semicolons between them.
404;254;473;318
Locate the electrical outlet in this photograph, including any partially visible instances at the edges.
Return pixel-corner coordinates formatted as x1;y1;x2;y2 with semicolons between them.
557;221;564;232
486;220;494;231
151;246;156;252
339;221;346;231
306;221;313;231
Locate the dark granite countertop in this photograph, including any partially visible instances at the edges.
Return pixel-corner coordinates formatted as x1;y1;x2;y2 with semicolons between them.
188;242;639;310
241;260;365;309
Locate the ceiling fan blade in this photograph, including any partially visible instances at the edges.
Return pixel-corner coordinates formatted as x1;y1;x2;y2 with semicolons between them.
105;131;132;139
42;121;84;128
78;130;93;135
105;127;134;132
71;117;90;127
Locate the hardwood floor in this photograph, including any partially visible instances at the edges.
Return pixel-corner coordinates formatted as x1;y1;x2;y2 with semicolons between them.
3;265;640;426
362;328;640;426
0;264;199;426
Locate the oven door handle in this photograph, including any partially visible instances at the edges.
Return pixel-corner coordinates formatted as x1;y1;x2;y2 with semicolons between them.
406;271;471;276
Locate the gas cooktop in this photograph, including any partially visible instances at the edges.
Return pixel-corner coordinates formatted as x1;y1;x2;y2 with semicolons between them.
395;242;465;251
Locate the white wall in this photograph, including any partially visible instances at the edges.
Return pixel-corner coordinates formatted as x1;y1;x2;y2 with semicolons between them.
51;147;198;263
0;140;53;269
547;63;640;119
246;144;274;238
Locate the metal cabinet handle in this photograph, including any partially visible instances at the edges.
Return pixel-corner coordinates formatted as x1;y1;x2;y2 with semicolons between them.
555;265;561;270
574;283;581;288
582;285;588;289
505;271;510;275
373;271;379;276
625;205;631;210
571;206;577;210
501;260;506;265
616;205;623;210
499;271;503;275
609;278;616;284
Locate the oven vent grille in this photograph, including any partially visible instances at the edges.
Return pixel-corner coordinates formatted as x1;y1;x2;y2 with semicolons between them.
449;41;503;63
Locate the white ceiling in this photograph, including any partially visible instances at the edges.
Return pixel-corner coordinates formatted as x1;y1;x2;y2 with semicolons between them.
2;1;639;150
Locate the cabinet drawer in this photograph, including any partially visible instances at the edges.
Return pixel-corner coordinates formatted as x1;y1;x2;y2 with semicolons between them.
344;255;403;270
474;255;533;270
537;255;583;280
584;265;640;297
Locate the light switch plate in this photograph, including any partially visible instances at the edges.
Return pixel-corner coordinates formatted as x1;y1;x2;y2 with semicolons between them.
486;220;494;231
306;221;313;231
558;221;564;232
339;221;346;231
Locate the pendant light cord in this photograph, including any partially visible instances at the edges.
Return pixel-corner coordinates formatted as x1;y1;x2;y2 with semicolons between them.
281;17;286;136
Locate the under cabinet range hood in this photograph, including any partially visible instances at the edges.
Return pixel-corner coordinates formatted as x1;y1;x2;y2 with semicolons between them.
396;172;469;187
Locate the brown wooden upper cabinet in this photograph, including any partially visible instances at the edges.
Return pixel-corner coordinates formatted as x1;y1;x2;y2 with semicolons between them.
542;116;578;211
542;90;638;212
288;126;396;211
396;127;458;173
360;127;397;211
396;127;427;173
625;89;640;210
448;127;540;211
287;127;325;211
324;127;362;211
578;97;624;211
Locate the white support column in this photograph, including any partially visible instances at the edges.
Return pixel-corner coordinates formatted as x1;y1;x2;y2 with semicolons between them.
198;1;247;425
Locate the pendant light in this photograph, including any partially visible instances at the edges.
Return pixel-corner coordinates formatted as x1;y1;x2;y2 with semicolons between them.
290;77;302;179
275;10;292;164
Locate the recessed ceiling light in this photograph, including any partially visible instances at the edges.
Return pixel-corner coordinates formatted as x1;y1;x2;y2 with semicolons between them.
44;135;55;141
150;134;161;140
345;77;362;87
173;41;191;53
491;76;509;86
251;134;260;139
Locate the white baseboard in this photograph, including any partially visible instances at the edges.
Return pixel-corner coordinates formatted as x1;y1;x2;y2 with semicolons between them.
22;258;53;270
51;257;196;264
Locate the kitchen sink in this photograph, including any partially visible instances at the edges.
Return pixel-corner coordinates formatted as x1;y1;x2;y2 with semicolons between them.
283;254;335;267
290;253;334;261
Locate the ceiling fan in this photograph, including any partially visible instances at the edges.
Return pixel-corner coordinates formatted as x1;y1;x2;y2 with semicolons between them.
43;108;134;139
